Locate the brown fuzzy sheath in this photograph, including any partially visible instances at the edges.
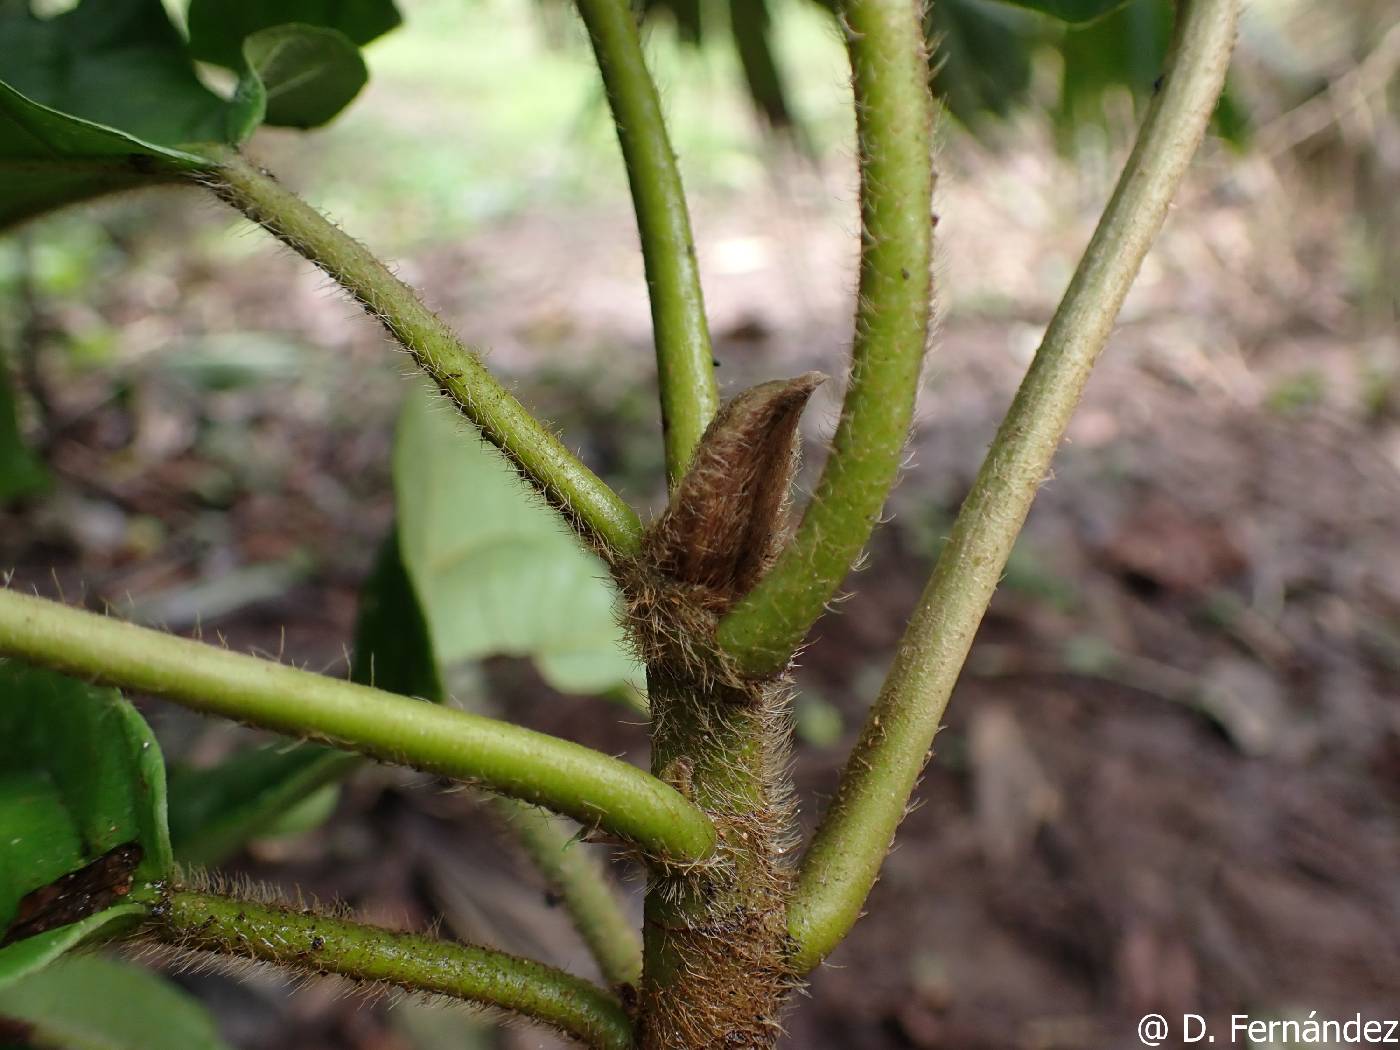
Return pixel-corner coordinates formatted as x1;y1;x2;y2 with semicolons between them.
646;371;825;604
622;373;825;1049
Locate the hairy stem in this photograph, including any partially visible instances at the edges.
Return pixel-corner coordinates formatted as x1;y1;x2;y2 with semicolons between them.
637;670;794;1050
489;797;643;990
786;0;1241;971
140;887;633;1050
715;0;934;675
575;0;718;487
621;377;820;1045
189;146;641;555
0;589;714;862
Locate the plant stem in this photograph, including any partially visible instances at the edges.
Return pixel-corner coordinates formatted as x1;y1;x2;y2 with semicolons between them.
574;0;718;487
141;887;633;1050
0;588;714;862
715;0;935;675
636;671;793;1050
786;0;1240;972
189;146;641;555
489;797;643;989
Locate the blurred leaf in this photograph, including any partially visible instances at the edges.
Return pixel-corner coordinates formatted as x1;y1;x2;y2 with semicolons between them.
645;0;704;43
1054;0;1167;133
167;743;354;866
0;662;171;985
167;526;438;866
161;333;309;391
795;692;844;749
395;389;640;696
727;0;795;129
0;954;232;1049
187;0;403;70
993;0;1132;21
928;0;1039;126
351;523;445;701
259;782;342;838
391;1000;495;1050
233;24;370;132
0;363;45;504
636;0;1245;146
119;556;313;631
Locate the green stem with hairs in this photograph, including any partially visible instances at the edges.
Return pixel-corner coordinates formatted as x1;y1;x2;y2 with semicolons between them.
139;887;633;1050
488;797;643;990
0;588;714;862
786;0;1241;972
574;0;719;487
715;0;935;675
188;146;641;555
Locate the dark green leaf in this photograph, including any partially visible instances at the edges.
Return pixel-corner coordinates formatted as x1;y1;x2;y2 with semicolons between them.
0;360;45;504
351;524;445;702
0;0;385;228
928;0;1040;126
166;744;354;867
0;662;171;985
0;81;210;231
187;0;403;70
167;527;439;866
0;0;240;229
0;0;240;147
991;0;1133;22
0;907;147;990
0;954;232;1049
234;25;370;131
1054;0;1170;135
727;0;796;130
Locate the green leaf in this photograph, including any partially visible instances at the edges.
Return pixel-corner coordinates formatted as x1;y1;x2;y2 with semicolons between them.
0;0;387;228
1054;0;1170;134
727;0;796;130
0;662;171;985
258;782;342;838
395;390;641;697
0;82;211;232
991;0;1133;22
351;524;445;702
0;0;241;148
0;0;239;229
167;527;438;866
0;907;147;991
166;744;354;867
233;24;370;132
928;0;1040;126
0;954;232;1049
187;0;403;70
0;361;46;504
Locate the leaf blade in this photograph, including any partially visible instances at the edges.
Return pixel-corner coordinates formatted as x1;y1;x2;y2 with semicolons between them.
394;391;640;697
0;662;170;983
0;954;232;1049
188;0;402;70
237;24;370;131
